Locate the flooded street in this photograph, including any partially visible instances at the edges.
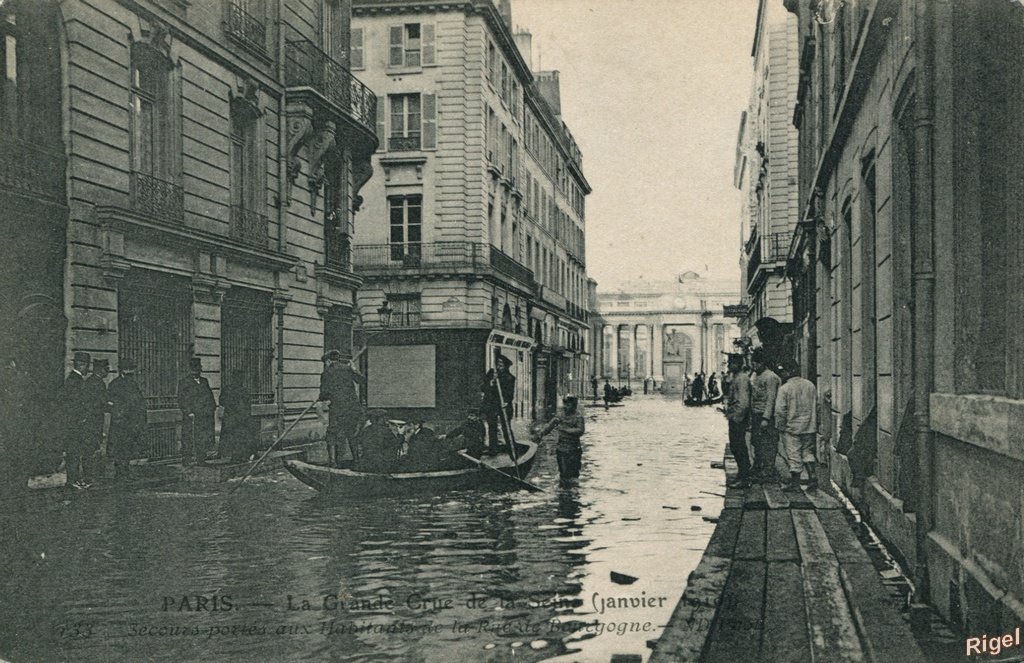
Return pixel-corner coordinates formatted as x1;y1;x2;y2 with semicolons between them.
0;397;728;663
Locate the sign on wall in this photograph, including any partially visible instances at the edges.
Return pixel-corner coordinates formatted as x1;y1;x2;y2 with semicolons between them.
367;345;436;408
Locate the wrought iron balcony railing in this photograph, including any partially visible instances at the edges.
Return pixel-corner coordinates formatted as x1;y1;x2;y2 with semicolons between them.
488;245;533;285
285;39;377;134
388;135;421;152
389;311;421;329
224;0;267;54
229;205;269;247
353;241;485;270
746;231;791;288
325;228;352;271
131;171;183;223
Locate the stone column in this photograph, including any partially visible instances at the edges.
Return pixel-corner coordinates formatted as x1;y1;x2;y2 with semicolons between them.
607;325;618;379
653;322;664;384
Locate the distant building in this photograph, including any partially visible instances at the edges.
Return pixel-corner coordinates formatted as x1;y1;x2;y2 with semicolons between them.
785;0;1024;635
734;0;799;351
350;0;592;422
1;0;377;472
593;274;742;393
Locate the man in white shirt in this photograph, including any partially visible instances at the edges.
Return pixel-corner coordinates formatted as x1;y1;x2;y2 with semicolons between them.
774;360;818;491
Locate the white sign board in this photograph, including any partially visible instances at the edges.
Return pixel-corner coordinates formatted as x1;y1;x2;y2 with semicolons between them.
367;345;436;408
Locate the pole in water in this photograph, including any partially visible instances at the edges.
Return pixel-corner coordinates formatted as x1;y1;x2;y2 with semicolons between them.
229;399;319;494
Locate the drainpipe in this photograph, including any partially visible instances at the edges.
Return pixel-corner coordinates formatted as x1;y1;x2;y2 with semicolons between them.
912;0;937;602
275;0;288;433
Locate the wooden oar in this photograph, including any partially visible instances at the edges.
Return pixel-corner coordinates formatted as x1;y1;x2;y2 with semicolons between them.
229;400;319;494
457;450;543;493
491;371;522;479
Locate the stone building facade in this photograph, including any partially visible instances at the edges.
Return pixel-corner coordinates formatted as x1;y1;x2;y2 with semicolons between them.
785;0;1024;635
734;0;800;345
592;275;742;394
1;0;377;474
350;0;591;423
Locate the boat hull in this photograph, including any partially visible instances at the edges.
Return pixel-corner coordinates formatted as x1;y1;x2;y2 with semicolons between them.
283;441;538;496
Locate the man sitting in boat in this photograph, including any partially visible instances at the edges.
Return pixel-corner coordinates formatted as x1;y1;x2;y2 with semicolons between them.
351;410;401;473
438;409;487;458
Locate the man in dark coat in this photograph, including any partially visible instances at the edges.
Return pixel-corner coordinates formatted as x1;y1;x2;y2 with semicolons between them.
177;357;216;465
62;351;92;488
219;368;257;463
440;409;487;458
107;358;147;480
318;350;363;468
481;353;515;455
81;358;111;483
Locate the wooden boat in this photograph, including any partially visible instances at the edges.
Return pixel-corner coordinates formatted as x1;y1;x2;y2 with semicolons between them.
684;393;725;407
283;440;539;496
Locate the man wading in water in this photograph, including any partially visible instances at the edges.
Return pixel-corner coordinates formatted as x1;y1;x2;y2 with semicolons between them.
532;395;585;484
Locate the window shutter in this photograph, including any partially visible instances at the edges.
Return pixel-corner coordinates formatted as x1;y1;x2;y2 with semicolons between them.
376;100;386;150
422;23;436;65
351;28;364;69
422;93;437;149
388;26;403;66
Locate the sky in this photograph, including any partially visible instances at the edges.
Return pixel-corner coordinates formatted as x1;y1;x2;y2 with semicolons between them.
510;0;760;291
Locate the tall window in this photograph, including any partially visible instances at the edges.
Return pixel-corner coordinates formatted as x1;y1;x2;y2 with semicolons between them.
131;44;174;180
324;305;353;359
221;287;274;406
1;0;62;146
389;194;422;261
350;27;364;69
387;93;436;151
230;102;258;211
386;294;422;328
388;23;434;68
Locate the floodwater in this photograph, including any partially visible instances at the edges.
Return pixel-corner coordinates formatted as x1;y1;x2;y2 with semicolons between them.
0;396;729;663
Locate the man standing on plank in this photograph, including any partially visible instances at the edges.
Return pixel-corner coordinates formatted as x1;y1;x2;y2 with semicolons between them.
774;359;819;492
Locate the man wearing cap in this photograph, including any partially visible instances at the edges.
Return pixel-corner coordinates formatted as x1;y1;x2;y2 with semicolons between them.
724;353;753;487
318;350;363;468
774;360;819;491
532;395;585;483
481;354;515;455
177;357;216;465
750;348;782;482
62;351;92;488
107;358;147;480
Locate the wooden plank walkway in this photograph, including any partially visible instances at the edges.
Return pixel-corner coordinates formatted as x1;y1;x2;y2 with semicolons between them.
650;447;928;663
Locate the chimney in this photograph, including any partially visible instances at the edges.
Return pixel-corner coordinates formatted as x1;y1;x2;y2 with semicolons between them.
514;30;533;70
536;71;561;115
497;0;513;29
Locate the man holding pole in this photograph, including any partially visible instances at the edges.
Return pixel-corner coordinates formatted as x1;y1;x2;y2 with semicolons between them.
481;353;515;456
177;357;216;466
318;350;363;468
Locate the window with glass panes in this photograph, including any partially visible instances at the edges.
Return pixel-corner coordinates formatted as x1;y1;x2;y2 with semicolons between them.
388;23;435;68
389;93;420;151
389;194;422;261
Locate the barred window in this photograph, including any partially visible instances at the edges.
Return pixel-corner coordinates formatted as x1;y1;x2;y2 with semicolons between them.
221;287;274;405
324;305;354;358
118;270;193;410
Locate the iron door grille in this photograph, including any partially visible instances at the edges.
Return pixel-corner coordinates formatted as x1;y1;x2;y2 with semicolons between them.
221;287;275;405
324;305;354;359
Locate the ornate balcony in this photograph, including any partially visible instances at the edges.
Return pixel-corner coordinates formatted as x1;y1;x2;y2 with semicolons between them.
130;172;183;223
285;39;377;136
223;0;267;55
488;245;533;286
746;231;791;292
388;135;421;152
229;205;269;247
353;242;535;292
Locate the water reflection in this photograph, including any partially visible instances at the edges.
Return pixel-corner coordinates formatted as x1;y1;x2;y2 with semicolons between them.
0;396;725;663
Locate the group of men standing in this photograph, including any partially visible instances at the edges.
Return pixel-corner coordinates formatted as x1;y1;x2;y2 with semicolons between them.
60;351;146;488
723;348;819;491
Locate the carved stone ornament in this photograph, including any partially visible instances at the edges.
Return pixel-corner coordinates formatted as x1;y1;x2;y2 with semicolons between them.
285;108;314;203
232;76;263;119
142;19;172;58
306;120;337;213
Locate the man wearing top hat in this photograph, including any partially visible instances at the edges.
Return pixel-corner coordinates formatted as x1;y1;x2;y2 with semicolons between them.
318;349;363;468
62;351;92;488
107;358;147;480
480;353;515;456
177;357;216;465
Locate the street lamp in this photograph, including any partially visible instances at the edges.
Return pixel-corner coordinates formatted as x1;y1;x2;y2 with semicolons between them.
377;299;393;328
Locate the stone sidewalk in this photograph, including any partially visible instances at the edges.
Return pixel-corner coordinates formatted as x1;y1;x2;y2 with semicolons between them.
649;450;930;663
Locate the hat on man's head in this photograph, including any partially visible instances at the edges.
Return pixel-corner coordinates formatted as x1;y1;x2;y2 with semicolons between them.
496;353;512;367
93;358;111;373
189;357;204;369
73;351;91;364
119;357;137;371
751;348;770;365
564;394;579;404
322;349;343;362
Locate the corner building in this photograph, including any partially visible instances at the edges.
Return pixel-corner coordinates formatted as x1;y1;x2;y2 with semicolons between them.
351;0;592;423
1;0;377;474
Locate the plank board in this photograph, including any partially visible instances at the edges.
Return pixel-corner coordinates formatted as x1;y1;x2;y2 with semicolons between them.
802;561;866;662
766;510;799;562
802;486;843;509
839;563;929;663
743;484;768;509
762;483;791;510
788;488;814;510
762;561;811;663
649;555;731;663
703;560;767;663
817;509;874;565
734;509;767;561
704;508;743;558
792;510;836;561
